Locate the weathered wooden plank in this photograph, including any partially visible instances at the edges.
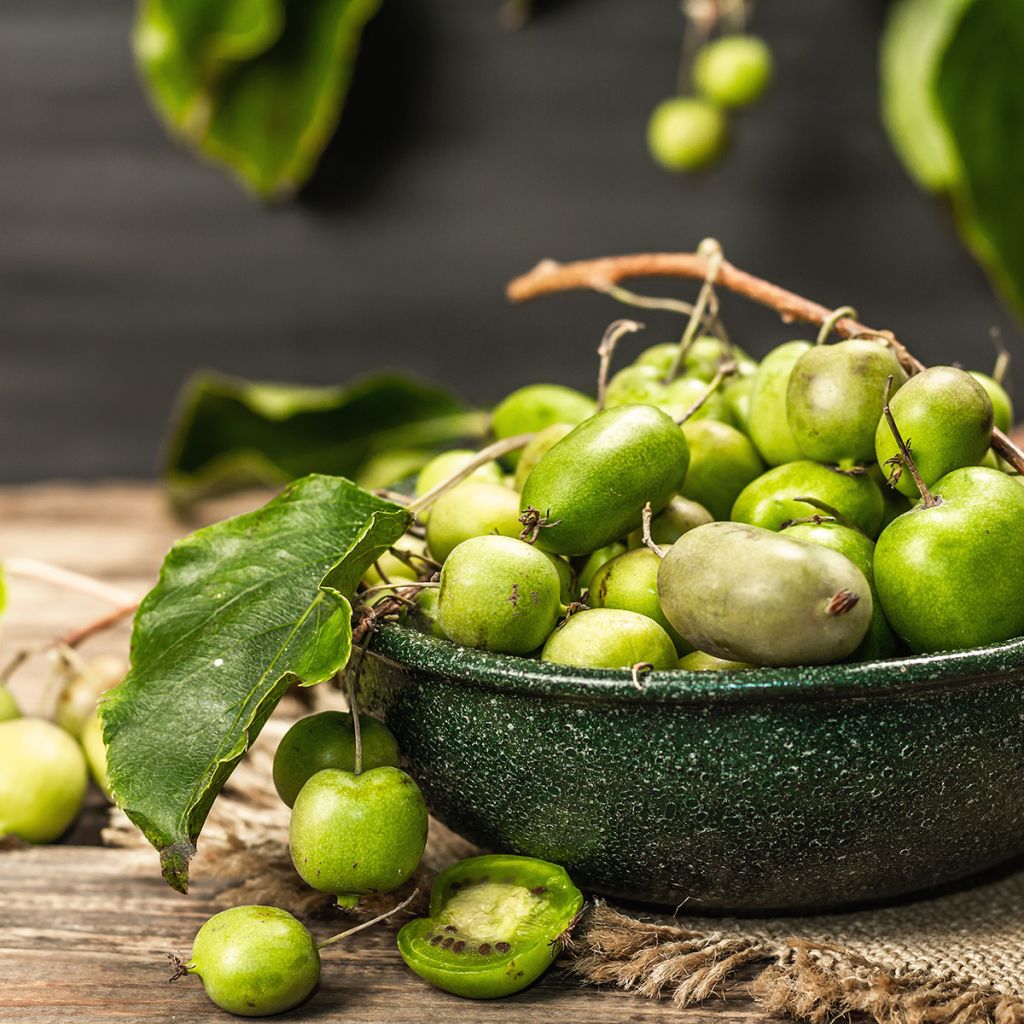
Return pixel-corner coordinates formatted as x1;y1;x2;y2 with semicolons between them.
0;846;770;1023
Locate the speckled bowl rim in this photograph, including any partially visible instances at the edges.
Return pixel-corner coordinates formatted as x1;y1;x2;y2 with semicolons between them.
368;623;1024;706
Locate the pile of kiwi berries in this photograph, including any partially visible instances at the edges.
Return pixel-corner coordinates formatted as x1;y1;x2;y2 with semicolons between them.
380;316;1024;673
169;707;582;1015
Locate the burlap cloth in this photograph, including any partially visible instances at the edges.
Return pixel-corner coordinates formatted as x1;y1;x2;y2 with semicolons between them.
105;715;1024;1023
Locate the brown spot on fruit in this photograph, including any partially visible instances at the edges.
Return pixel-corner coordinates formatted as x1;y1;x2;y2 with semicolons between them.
826;589;860;616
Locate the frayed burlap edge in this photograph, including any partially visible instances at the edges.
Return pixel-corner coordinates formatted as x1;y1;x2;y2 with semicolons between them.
569;902;1024;1024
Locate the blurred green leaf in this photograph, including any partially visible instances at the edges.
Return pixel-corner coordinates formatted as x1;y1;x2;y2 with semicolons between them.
165;372;488;513
937;0;1024;319
135;0;382;198
135;0;284;128
880;0;972;192
881;0;1024;322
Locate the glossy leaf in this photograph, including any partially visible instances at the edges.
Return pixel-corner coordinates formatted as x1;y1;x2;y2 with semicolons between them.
135;0;383;198
165;372;487;512
937;0;1024;319
99;474;411;891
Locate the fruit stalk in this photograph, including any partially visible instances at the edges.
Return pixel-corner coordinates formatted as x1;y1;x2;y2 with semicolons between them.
317;889;419;950
505;250;1024;473
880;375;940;509
407;434;534;514
596;319;643;411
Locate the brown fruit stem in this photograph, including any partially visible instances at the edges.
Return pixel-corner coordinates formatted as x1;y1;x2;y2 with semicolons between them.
345;665;364;776
0;598;138;684
596;319;643;412
816;305;858;346
358;581;438;600
665;238;724;384
630;662;654;690
406;433;534;514
318;889;419;949
640;502;665;559
881;375;939;509
505;248;1024;474
991;326;1011;386
597;281;698;320
4;557;138;608
674;358;737;425
788;496;864;534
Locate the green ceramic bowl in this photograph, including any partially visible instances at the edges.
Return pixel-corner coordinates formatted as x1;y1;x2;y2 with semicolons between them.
363;623;1024;913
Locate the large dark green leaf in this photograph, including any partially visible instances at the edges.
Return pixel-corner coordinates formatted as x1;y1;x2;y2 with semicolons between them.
165;372;487;513
937;0;1024;319
99;475;410;892
135;0;382;198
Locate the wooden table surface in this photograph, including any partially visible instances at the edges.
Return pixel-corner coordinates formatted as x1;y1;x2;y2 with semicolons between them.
0;483;772;1024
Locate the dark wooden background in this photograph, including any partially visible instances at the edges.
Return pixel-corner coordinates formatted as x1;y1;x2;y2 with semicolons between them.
1;0;1017;481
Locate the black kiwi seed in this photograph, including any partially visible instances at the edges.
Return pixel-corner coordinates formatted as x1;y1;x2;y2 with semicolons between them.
495;941;511;954
444;925;458;933
530;886;548;895
429;935;442;946
478;943;491;955
441;937;454;949
452;941;465;953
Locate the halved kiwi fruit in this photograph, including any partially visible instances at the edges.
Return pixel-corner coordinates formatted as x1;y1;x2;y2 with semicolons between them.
397;854;583;999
